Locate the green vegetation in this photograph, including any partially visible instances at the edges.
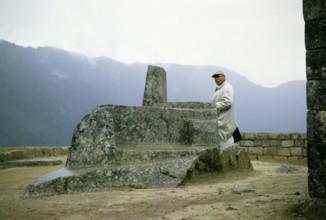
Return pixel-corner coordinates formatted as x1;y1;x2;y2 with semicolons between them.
0;146;68;162
289;199;310;218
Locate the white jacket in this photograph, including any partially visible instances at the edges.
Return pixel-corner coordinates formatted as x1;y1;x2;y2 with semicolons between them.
210;81;237;142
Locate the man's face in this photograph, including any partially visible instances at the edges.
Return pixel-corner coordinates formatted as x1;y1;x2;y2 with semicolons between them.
214;75;225;86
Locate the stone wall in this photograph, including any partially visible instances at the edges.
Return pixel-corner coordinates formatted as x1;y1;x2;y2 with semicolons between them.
304;0;326;217
239;132;307;161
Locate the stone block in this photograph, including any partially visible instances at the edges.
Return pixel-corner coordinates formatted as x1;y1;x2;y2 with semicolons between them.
295;139;307;148
240;146;248;152
308;198;326;220
277;148;291;157
240;140;254;147
242;132;255;140
307;110;326;143
282;140;295;148
262;140;270;147
308;168;326;198
248;147;263;155
290;147;303;156
67;104;219;167
270;140;281;147
306;49;326;80
263;147;277;156
305;19;326;50
253;140;262;147
113;105;217;146
188;119;218;146
67;106;116;167
303;0;326;21
308;142;326;169
307;80;326;110
218;145;253;171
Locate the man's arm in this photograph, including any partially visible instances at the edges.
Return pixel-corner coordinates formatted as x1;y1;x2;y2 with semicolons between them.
214;86;234;111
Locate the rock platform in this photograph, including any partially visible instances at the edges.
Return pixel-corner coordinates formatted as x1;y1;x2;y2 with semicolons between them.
22;65;252;198
23;144;252;198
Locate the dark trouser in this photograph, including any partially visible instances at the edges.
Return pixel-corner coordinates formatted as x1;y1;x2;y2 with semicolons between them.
232;127;242;143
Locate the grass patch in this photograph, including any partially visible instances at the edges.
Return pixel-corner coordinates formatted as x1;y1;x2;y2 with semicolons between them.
0;146;68;161
289;198;310;218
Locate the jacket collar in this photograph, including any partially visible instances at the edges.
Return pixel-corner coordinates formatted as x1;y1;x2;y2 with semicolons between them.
216;81;227;90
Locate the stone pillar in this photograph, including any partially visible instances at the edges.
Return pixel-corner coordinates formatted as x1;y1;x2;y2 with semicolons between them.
304;0;326;217
142;65;167;106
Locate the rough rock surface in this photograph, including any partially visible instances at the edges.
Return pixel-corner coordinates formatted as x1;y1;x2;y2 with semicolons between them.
304;1;326;218
23;145;252;198
67;107;116;167
23;65;252;198
142;65;167;106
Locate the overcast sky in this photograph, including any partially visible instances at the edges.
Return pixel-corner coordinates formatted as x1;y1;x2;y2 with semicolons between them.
0;0;305;87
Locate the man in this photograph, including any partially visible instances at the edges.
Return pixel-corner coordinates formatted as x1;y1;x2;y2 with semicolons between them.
210;70;242;149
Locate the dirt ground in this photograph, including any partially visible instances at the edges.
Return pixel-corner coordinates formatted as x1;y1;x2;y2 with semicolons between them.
0;157;308;220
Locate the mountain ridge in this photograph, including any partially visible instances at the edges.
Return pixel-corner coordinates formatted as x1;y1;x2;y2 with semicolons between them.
0;40;306;146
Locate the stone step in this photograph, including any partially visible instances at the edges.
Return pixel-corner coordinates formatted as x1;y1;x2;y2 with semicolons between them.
23;157;198;198
23;145;253;198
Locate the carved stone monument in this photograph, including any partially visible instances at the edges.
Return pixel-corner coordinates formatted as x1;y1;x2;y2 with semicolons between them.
23;65;252;198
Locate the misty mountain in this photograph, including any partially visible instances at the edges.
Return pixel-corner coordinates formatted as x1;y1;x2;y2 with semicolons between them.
0;40;306;146
159;64;306;133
